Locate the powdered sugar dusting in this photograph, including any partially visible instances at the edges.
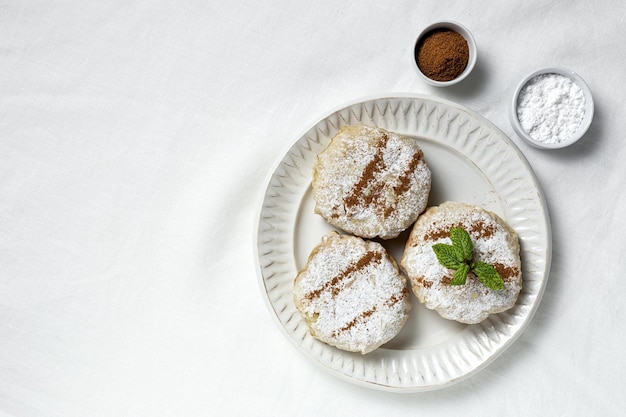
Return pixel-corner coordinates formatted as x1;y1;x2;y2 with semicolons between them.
401;201;521;324
516;73;586;144
312;125;431;239
293;232;411;354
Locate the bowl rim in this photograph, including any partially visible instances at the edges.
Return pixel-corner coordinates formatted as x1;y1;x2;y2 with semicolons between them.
413;20;477;87
509;66;594;149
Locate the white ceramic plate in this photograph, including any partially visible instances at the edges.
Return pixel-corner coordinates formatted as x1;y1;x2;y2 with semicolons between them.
255;94;551;392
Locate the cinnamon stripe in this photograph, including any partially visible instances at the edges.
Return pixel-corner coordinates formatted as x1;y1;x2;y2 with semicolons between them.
304;251;383;301
492;263;520;281
332;305;378;337
394;149;423;196
332;290;407;337
343;132;389;210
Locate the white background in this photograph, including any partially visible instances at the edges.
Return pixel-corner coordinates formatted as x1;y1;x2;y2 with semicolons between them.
1;1;624;416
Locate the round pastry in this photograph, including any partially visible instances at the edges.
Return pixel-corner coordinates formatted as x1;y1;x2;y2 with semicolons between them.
400;201;522;324
293;231;411;354
312;124;431;239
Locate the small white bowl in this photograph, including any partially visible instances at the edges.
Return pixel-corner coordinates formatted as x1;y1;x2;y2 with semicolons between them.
413;21;477;87
510;67;594;149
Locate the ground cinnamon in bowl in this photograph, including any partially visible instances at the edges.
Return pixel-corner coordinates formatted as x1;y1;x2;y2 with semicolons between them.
415;29;469;82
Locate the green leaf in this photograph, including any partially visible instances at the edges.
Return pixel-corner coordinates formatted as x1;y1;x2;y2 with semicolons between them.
450;263;469;286
432;226;507;291
432;243;463;270
471;261;505;290
450;227;473;261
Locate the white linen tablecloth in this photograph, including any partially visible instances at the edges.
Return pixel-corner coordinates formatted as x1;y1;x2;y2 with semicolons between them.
1;1;624;416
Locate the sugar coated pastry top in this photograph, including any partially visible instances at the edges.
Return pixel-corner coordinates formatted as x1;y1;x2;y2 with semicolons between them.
401;201;522;324
293;232;411;354
312;124;431;239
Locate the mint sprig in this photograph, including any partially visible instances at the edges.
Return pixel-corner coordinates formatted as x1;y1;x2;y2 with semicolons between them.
432;227;505;291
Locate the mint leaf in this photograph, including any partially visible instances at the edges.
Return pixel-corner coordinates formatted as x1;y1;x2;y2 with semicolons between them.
471;261;504;290
450;227;473;261
432;226;507;291
450;263;469;286
432;243;463;269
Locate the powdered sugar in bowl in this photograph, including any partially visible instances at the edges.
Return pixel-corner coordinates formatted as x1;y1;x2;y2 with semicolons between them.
510;67;594;149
